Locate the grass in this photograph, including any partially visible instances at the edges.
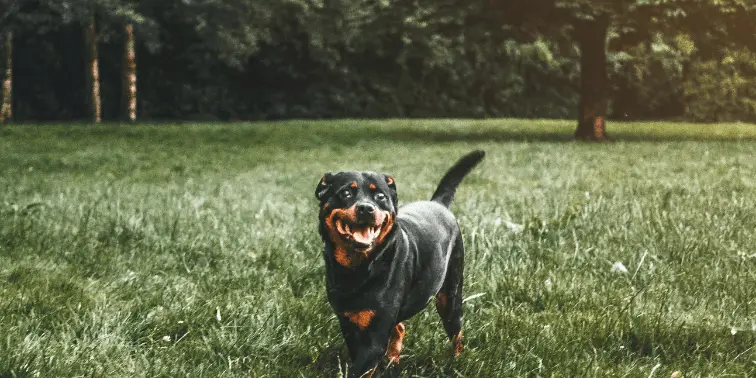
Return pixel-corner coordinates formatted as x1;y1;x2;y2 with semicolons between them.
1;119;756;377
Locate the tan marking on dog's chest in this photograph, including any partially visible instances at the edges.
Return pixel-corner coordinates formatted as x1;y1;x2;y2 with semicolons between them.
343;310;375;330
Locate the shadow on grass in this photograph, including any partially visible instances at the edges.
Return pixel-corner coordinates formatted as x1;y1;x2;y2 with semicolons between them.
364;129;756;144
161;126;756;147
288;342;442;378
137;124;756;145
5;122;756;150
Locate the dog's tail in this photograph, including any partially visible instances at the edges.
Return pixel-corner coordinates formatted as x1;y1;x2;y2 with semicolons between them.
430;150;485;208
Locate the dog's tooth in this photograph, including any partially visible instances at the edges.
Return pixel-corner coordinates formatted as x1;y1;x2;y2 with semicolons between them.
345;224;351;234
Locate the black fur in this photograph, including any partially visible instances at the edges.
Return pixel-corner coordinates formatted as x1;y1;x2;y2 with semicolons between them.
431;150;485;208
315;150;485;377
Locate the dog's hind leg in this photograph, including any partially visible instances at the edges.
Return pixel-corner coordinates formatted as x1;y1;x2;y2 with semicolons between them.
435;232;464;357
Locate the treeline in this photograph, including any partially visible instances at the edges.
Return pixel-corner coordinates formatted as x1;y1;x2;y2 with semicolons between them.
1;1;755;134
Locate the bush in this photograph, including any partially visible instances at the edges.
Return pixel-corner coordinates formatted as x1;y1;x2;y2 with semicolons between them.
683;49;756;122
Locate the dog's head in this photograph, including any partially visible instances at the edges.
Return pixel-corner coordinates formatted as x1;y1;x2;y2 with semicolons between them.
315;171;397;267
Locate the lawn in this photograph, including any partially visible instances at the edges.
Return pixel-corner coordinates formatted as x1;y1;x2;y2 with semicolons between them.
1;119;756;377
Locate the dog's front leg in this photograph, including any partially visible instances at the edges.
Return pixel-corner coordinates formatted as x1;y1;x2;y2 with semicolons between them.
339;312;391;378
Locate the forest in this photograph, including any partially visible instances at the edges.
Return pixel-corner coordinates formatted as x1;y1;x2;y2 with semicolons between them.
1;0;755;139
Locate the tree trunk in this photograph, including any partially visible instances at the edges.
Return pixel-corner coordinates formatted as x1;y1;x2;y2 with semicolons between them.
86;15;101;123
574;17;610;141
122;23;137;122
0;31;12;124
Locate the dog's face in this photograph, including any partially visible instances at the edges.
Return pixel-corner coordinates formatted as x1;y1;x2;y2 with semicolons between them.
315;171;397;267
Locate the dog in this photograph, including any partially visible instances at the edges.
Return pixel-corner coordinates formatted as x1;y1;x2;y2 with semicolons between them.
314;150;485;377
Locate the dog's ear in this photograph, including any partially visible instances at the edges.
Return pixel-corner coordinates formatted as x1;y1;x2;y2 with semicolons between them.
384;174;398;206
315;172;334;201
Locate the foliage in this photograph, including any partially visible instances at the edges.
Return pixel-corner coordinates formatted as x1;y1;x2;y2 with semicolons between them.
683;48;756;122
0;0;755;121
608;33;691;119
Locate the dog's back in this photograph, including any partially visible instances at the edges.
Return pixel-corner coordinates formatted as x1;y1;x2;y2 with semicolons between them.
392;149;485;321
394;200;460;319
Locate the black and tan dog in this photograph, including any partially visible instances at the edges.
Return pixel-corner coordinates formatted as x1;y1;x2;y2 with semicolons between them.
314;150;485;377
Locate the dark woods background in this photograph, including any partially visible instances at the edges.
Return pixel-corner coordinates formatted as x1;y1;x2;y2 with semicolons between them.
2;0;756;123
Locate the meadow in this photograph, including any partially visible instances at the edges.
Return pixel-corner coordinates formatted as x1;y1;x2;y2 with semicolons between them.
1;119;755;377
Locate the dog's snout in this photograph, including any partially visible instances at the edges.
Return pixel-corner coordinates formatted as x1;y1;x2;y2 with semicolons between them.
357;203;375;216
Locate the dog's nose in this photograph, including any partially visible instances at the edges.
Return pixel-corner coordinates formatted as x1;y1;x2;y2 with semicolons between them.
356;203;375;216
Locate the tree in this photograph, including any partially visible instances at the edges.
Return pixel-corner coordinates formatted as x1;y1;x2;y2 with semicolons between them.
466;0;654;140
573;15;609;140
3;0;754;123
122;22;136;121
0;31;11;124
42;0;150;123
458;0;756;140
85;13;101;123
0;3;19;124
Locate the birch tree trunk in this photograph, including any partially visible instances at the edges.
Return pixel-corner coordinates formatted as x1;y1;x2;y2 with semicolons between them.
122;23;137;122
86;15;101;123
0;31;12;124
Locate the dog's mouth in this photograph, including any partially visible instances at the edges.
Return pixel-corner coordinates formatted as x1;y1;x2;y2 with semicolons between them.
333;217;383;249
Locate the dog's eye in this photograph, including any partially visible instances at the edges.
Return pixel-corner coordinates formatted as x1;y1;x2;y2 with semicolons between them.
340;190;352;200
374;192;386;201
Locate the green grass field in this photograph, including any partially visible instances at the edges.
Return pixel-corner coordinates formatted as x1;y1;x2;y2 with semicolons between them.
2;120;756;377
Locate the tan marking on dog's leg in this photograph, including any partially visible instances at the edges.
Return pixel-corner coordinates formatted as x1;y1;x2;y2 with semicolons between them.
386;322;405;363
435;292;448;315
452;330;463;357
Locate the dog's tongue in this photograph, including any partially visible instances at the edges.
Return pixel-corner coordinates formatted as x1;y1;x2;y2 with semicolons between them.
352;227;376;245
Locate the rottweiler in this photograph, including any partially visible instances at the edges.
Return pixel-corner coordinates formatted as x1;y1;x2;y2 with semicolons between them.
314;150;485;378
